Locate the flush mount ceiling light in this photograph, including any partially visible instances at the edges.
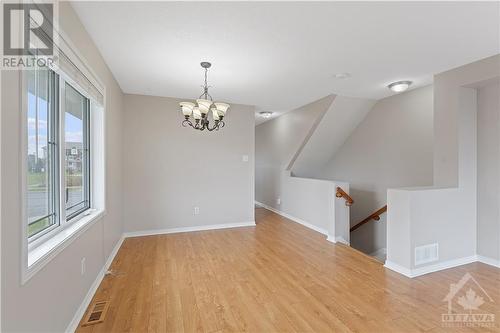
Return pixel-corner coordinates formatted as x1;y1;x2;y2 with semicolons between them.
333;72;351;79
179;62;230;131
259;111;273;118
388;80;412;93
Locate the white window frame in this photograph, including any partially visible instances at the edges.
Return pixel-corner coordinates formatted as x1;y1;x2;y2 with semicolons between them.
20;48;106;284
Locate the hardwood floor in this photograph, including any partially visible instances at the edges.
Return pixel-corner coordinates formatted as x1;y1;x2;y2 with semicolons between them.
77;208;500;332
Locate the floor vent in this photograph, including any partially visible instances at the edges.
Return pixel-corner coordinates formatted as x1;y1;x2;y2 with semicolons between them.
81;300;110;326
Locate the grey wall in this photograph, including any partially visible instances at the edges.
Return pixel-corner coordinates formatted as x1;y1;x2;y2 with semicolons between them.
477;82;500;261
320;86;434;254
387;56;500;274
292;96;376;178
122;94;255;232
255;95;333;208
1;2;124;332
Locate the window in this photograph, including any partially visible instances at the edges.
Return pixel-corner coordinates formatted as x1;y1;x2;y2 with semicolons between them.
64;83;90;220
26;67;92;242
27;67;59;238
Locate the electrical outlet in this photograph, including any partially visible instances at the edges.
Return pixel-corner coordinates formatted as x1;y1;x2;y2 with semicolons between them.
277;198;281;205
194;206;200;215
242;155;249;162
81;257;86;276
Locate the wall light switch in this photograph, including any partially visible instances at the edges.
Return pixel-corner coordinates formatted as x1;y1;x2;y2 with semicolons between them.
81;257;86;276
194;206;200;215
242;155;249;162
277;198;281;205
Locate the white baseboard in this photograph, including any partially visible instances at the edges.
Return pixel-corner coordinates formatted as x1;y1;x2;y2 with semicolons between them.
327;235;349;245
123;221;256;238
384;260;414;277
385;255;478;278
476;255;500;268
255;201;328;236
66;234;125;333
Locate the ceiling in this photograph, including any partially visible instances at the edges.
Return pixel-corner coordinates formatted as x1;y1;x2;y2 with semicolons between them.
71;2;499;124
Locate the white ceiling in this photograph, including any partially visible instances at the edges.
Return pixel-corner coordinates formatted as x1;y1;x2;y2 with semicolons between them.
71;1;499;124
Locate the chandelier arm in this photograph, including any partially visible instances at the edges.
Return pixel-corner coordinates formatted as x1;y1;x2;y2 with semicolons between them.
206;121;219;131
182;119;194;128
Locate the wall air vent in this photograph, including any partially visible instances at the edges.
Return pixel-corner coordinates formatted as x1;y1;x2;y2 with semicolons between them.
415;243;439;266
81;300;110;326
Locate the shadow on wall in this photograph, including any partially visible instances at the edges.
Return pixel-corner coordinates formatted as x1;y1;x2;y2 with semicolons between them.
349;188;387;254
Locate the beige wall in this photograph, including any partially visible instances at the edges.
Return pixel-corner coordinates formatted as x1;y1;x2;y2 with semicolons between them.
320;86;434;254
1;2;124;331
477;82;500;261
122;94;255;232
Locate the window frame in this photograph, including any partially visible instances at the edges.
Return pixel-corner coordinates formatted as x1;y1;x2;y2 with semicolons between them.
26;68;61;242
61;81;91;222
26;69;94;248
21;61;106;285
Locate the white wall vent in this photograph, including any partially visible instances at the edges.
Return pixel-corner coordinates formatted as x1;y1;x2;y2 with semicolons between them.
415;243;439;266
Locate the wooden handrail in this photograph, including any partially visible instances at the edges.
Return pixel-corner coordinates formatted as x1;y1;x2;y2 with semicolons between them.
336;187;354;206
350;205;387;232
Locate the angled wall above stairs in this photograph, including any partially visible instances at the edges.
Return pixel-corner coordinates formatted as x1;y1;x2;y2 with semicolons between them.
291;96;376;178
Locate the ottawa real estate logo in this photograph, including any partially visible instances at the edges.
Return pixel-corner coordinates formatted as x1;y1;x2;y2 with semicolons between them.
442;272;495;328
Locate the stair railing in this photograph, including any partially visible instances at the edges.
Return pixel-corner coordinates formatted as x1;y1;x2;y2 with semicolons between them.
336;187;354;206
350;205;387;232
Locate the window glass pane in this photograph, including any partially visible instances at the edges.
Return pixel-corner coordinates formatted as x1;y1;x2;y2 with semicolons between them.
27;67;57;238
65;83;90;218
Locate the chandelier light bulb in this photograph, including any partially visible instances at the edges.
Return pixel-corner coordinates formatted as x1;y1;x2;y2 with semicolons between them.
192;107;201;120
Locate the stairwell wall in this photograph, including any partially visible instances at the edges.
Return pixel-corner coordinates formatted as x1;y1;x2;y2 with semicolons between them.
319;86;434;254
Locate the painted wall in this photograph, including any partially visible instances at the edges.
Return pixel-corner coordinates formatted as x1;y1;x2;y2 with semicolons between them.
255;95;354;240
320;86;434;254
477;82;500;261
122;94;255;232
1;2;124;332
291;96;376;177
255;95;333;208
387;55;500;276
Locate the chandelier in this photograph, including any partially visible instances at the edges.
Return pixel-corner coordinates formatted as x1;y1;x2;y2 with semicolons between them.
179;62;230;131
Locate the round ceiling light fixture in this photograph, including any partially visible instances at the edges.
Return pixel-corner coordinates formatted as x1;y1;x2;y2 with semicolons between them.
333;72;351;79
259;111;273;118
388;80;412;93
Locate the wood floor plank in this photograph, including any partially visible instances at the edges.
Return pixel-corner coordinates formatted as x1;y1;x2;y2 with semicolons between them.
76;208;500;332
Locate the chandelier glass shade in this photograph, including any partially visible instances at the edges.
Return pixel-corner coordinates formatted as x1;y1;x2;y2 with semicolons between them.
180;62;230;131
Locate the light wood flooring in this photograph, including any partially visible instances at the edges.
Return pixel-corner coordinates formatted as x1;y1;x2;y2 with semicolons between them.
77;208;500;332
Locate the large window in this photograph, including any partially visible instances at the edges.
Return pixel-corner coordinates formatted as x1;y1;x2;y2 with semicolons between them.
26;67;91;241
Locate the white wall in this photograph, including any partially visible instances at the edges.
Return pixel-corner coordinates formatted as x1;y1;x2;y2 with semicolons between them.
1;2;124;331
122;94;255;233
477;82;500;261
320;86;434;254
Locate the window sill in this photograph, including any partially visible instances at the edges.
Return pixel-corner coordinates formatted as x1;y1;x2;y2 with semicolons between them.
23;209;106;284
